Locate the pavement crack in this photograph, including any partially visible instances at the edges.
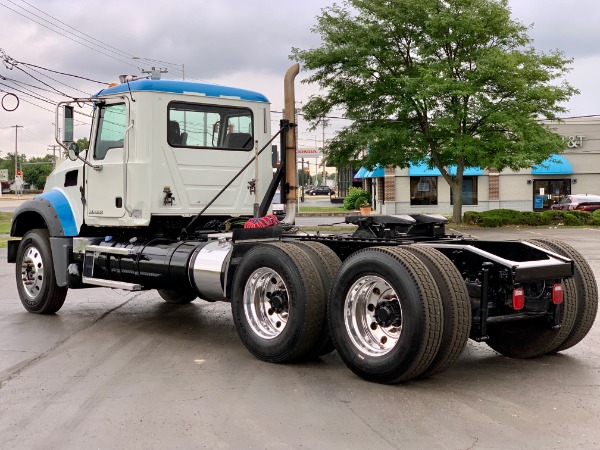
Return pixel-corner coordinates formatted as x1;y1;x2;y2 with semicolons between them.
0;293;142;390
348;405;400;449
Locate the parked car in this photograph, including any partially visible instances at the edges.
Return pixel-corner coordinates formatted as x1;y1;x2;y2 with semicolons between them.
550;194;600;212
271;191;285;219
306;185;334;196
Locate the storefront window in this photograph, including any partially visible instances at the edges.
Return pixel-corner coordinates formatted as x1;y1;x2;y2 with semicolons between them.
533;179;571;211
410;176;438;205
451;176;478;205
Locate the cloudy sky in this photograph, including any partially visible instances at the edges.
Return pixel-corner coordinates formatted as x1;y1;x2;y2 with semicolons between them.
1;0;599;158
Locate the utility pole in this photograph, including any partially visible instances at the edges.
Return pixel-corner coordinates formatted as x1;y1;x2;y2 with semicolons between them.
322;121;326;181
47;145;59;169
12;125;23;180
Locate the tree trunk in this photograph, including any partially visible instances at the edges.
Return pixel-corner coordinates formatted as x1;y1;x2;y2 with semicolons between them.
451;179;463;223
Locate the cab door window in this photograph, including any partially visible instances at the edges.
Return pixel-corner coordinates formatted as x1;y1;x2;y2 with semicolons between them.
94;103;126;160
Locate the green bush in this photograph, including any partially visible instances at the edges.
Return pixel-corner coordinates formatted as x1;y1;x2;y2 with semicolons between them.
463;211;479;224
343;187;372;210
461;208;598;228
564;213;583;226
480;216;505;227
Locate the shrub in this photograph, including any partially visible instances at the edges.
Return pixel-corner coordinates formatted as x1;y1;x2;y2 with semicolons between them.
343;187;372;210
354;196;371;209
564;213;583;226
462;211;480;224
480;216;504;227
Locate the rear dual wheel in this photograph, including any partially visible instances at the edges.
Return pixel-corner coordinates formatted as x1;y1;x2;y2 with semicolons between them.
486;239;579;358
290;241;341;358
231;242;327;363
328;247;446;384
527;238;597;352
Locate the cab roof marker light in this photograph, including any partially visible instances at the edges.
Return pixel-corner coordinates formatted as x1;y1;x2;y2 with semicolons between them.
552;283;564;305
512;287;525;311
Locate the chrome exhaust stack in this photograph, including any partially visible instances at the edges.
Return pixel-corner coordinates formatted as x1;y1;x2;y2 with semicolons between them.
281;63;299;225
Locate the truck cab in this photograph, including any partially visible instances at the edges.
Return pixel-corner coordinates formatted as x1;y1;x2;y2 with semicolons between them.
41;78;275;236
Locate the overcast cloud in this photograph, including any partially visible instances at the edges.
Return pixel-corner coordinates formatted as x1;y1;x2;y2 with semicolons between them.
1;0;599;158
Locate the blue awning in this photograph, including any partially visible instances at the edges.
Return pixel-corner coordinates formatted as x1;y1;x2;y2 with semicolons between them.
355;165;385;178
364;164;385;178
354;167;368;179
408;162;483;177
532;154;573;175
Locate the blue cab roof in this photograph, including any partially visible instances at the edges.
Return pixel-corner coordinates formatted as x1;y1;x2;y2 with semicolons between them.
95;79;269;103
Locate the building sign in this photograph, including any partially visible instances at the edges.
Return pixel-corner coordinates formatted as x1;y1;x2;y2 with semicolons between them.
297;148;323;157
563;135;585;148
0;169;8;182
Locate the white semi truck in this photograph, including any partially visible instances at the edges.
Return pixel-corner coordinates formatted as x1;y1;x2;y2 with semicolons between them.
7;64;597;384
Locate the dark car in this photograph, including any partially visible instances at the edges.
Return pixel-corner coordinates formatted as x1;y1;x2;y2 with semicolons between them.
307;185;334;196
550;194;600;212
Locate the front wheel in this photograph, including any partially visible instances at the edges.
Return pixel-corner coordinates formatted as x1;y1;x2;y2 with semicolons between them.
15;229;68;314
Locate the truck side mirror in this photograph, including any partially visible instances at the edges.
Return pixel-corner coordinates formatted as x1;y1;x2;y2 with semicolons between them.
67;142;80;161
63;105;74;143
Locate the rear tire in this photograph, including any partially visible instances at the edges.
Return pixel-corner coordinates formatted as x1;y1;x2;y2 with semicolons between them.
290;241;341;358
404;245;471;377
528;238;598;351
15;229;68;314
157;289;197;304
231;243;325;363
328;247;443;384
486;239;578;358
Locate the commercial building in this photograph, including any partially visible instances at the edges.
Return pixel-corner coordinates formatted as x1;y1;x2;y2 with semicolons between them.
355;117;600;215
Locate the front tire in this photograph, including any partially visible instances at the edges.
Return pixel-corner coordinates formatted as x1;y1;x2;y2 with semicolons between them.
15;229;68;314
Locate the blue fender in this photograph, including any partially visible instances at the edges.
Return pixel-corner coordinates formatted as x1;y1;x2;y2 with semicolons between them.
11;190;79;237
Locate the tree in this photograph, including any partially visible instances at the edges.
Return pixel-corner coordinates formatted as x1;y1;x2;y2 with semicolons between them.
23;155;53;191
76;137;89;150
292;0;577;222
0;152;26;181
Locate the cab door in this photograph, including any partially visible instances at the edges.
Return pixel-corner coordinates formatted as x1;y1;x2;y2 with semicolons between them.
85;102;127;219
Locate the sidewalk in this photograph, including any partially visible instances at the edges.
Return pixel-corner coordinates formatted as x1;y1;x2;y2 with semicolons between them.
0;193;37;201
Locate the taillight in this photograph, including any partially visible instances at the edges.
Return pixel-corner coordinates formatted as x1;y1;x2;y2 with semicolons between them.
512;288;525;310
552;283;564;304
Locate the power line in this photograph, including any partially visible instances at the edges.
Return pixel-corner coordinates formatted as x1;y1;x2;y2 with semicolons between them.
0;1;141;69
19;62;108;85
23;65;93;96
17;0;137;61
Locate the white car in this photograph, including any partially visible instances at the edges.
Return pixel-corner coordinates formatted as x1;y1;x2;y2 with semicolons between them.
271;191;285;218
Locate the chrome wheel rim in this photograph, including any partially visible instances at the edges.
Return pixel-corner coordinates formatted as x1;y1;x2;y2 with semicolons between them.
344;275;402;356
243;267;289;339
21;244;45;299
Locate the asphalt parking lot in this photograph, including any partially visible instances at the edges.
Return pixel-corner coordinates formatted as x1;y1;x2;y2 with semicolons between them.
0;227;599;449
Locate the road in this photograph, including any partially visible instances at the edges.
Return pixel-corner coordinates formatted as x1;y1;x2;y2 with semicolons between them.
1;227;599;449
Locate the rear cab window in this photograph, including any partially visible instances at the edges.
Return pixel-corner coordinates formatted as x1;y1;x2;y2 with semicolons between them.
168;102;254;150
